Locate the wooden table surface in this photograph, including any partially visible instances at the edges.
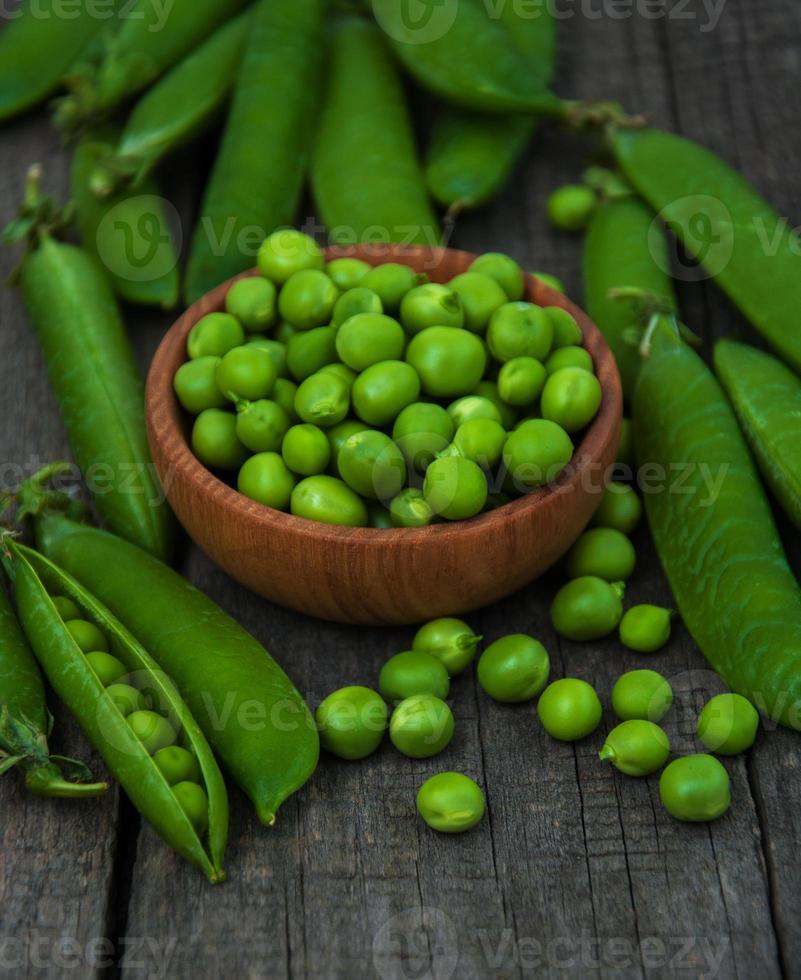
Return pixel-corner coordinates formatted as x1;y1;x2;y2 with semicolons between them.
2;2;800;977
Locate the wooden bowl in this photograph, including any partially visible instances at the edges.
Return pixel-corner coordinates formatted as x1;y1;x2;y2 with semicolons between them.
146;245;622;625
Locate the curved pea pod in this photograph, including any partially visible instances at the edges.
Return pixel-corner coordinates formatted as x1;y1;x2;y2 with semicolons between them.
0;0;120;122
0;575;107;798
91;13;251;197
185;0;324;303
31;511;320;825
633;319;801;730
3;170;174;561
612;127;801;374
3;541;227;882
714;339;801;530
311;16;440;247
371;0;564;114
583;193;676;402
424;0;557;211
71;128;180;309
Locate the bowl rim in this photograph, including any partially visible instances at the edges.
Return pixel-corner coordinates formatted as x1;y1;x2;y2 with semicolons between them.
146;244;622;546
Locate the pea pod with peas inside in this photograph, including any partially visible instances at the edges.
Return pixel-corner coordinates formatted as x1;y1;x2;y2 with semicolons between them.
634;317;801;729
186;0;325;302
21;494;319;826
1;539;228;882
2;171;174;562
311;16;440;246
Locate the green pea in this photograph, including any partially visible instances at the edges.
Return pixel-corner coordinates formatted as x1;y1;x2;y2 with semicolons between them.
238;452;296;510
246;337;288;377
257;229;324;284
192;409;248;470
416;772;485;833
174;356;227;414
360;263;426;312
477;634;550;703
599;720;670;776
327;420;371;474
537;678;602;741
550;577;625;641
65;619;108;653
617;417;634;468
335;313;406;371
380;650;450;703
332;286;383;327
406;327;487;398
51;595;80;620
393;402;454;472
338;429;406;501
172;781;209;834
659;755;731;822
326;257;370;291
590;482;642;534
469;252;524;301
294;371;350;428
546;307;583;348
278;269;339;330
400;283;464;334
497;357;546;407
503;419;573;490
390;488;435;528
390;694;455;759
352;360;421;427
85;651;127;687
447;395;502;428
126;710;178;755
413;618;482;675
533;272;566;294
154;745;201;786
424;455;488;520
544;347;594;375
225;277;277;332
272;377;299;423
106;683;146;717
472;379;518;430
319;362;357;388
215;346;277;402
274;321;297;345
487;303;553;363
565;528;636;582
286;325;338;382
187;312;245;360
547;184;597;232
697;693;759;756
282;423;331;476
291;475;368;527
452;419;506;468
315;685;388;760
235;399;291;453
619;605;673;653
541;367;602;433
611;670;673;722
447;272;508;333
369;504;393;529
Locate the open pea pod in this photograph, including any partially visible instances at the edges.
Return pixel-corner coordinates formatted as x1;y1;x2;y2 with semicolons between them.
2;541;228;884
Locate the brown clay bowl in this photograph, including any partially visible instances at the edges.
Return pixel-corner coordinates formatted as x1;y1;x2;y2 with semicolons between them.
146;244;622;625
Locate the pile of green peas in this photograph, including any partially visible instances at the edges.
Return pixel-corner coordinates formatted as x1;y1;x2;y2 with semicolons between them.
175;230;604;528
51;594;209;834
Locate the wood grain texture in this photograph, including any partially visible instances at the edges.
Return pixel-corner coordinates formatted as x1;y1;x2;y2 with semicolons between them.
1;1;800;978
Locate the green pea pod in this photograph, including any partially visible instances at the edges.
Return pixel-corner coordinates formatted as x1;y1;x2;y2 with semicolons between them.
424;0;557;211
311;16;440;247
3;170;174;562
714;339;801;530
0;0;121;122
633;319;801;730
2;540;227;882
54;0;251;129
185;0;325;303
371;0;565;114
28;509;320;825
0;573;107;798
612;127;801;374
91;13;252;196
583;191;677;402
71;127;180;309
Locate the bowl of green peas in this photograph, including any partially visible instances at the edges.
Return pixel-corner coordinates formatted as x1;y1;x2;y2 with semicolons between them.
146;233;622;624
